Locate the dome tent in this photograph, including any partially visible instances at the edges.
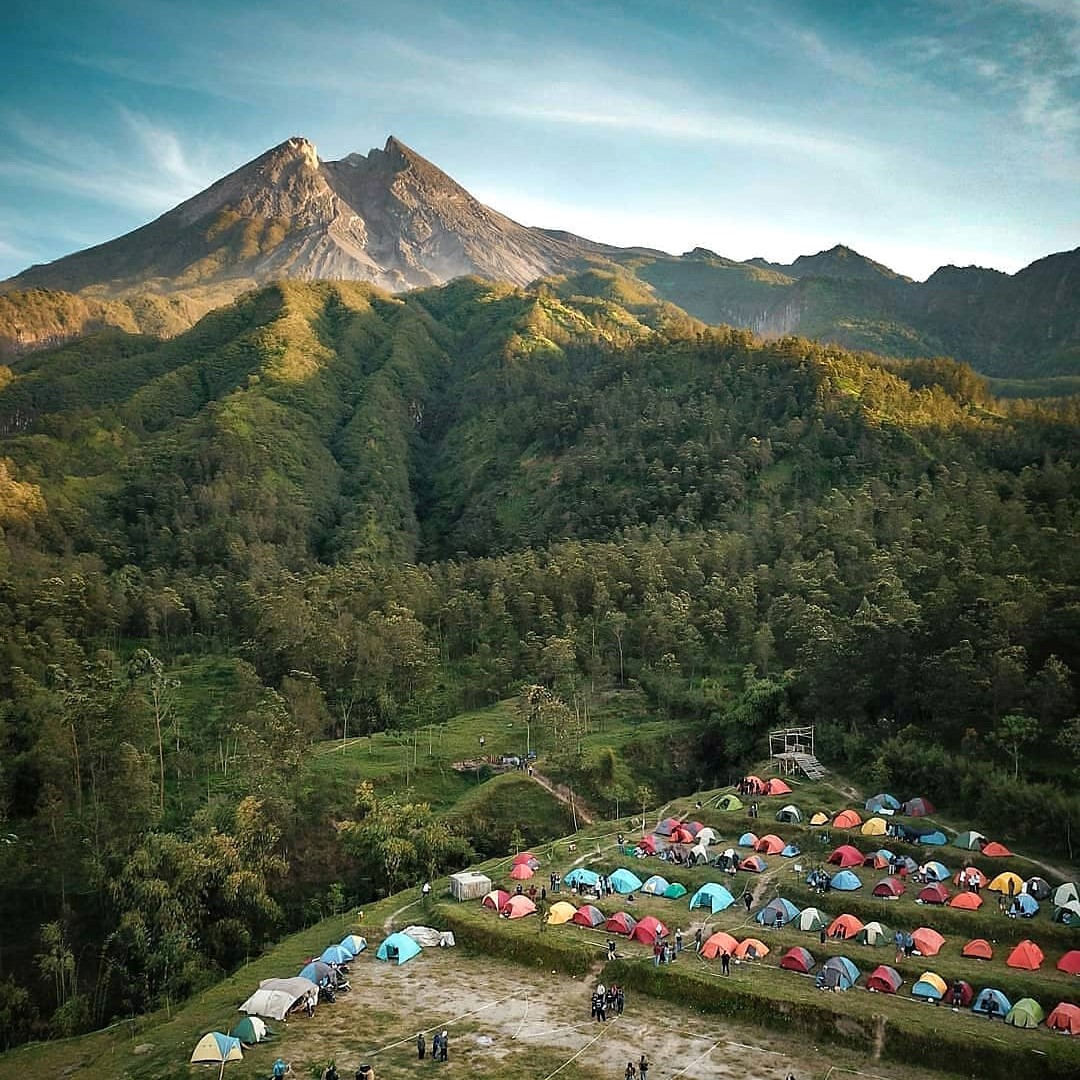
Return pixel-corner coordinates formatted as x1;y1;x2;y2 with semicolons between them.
867;965;903;993
830;870;862;891
776;804;802;823
1006;940;1044;970
912;972;947;1001
689;882;736;913
572;904;605;928
1005;999;1045;1028
817;956;859;990
377;932;422;963
547;901;577;925
797;907;826;932
663;881;688;899
641;875;670;896
190;1032;243;1065
1046;1002;1080;1035
972;988;1012;1018
962;938;993;960
230;1016;269;1045
701;931;739;959
780;946;815;973
856;921;892;946
756;897;799;926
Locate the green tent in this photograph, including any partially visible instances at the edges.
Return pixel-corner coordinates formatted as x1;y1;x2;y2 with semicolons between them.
663;882;688;899
716;793;744;812
1005;999;1045;1028
856;921;891;946
952;830;986;850
231;1016;271;1045
797;907;826;932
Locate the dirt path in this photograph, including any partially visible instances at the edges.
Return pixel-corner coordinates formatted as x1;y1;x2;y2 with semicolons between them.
530;769;596;825
383;897;421;934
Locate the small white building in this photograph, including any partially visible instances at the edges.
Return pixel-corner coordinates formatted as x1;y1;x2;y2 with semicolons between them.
449;870;492;901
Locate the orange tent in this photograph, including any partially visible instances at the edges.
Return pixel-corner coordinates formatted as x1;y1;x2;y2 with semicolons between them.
1006;940;1044;971
745;774;766;794
1057;950;1080;975
981;841;1012;858
754;834;785;855
764;778;792;796
509;863;534;880
1047;1002;1080;1035
953;867;988;888
501;895;536;919
961;938;993;960
734;937;770;959
912;928;945;956
701;931;739;960
834;810;862;829
949;892;983;910
826;914;864;940
670;826;695;844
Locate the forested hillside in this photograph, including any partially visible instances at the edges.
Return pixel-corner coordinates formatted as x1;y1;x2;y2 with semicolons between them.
0;276;1078;1045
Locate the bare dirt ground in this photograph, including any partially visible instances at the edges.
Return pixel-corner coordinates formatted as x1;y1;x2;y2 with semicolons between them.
278;947;958;1080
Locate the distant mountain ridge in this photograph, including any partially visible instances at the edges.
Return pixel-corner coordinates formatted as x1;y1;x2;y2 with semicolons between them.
2;135;1077;376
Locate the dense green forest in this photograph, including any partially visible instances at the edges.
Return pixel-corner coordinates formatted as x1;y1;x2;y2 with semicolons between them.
0;276;1078;1047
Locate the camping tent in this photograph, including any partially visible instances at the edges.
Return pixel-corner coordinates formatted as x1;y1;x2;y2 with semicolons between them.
684;821;705;837
298;961;330;985
1046;1002;1080;1035
873;877;905;899
513;852;539;867
482;889;511;912
834;810;862;829
764;778;792;796
230;1016;269;1045
701;931;739;959
863;852;889;870
609;868;643;894
656;816;682;836
780;946;815;973
776;804;802;823
912;972;947;1001
450;871;493;901
818;956;859;990
827;914;863;940
952;831;986;851
631;916;669;944
809;812;829;827
828;845;864;868
912;928;945;956
548;901;577;925
564;868;599;889
735;937;769;960
339;935;367;956
861;817;888;837
797;907;826;932
754;834;785;855
1006;940;1044;970
830;870;862;891
689;883;735;913
190;1033;243;1066
663;882;688;900
377;932;422;963
1057;949;1080;975
402;926;455;947
856;921;891;946
1009;893;1039;917
903;797;935;817
696;827;718;845
605;911;638;936
962;939;993;960
739;855;767;873
756;898;800;927
239;981;314;1023
1055;901;1080;926
1052;882;1079;908
501;896;537;920
950;892;983;910
1005;999;1045;1028
738;832;759;848
509;863;534;881
572;904;604;928
670;826;695;845
972;988;1012;1018
988;872;1024;894
950;981;975;1006
867;965;903;993
920;861;950;882
320;945;353;965
716;793;743;812
781;844;801;858
981;841;1012;858
954;867;988;888
918;883;950;905
641;875;670;896
744;774;766;793
865;793;901;813
638;836;659;854
1023;876;1051;900
918;830;947;846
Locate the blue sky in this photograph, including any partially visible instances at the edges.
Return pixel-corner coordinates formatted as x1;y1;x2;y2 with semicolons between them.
1;0;1077;281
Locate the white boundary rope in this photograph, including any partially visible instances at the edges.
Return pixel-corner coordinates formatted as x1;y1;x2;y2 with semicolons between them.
539;1016;621;1080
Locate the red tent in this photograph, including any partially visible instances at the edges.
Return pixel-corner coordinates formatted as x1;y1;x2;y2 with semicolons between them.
834;810;862;829
1006;940;1044;970
948;980;974;1006
826;914;864;940
670;826;695;845
949;892;983;910
981;841;1012;858
631;915;669;944
755;834;785;855
867;965;903;994
765;778;792;796
638;835;659;854
745;774;766;794
1057;950;1080;975
656;816;682;837
572;904;605;928
780;947;814;973
604;911;638;936
509;863;534;880
685;821;705;836
953;867;988;888
501;895;536;919
873;877;905;898
828;845;864;868
912;927;944;956
918;883;950;905
1047;1002;1080;1035
739;855;766;873
701;931;739;959
961;938;993;960
904;797;935;817
482;889;510;911
513;852;539;866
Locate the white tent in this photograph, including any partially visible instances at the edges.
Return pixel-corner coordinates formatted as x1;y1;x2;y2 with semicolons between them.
402;925;456;947
696;827;718;844
239;977;318;1021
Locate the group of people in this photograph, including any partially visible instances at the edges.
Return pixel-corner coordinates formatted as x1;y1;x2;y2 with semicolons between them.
589;981;626;1021
417;1030;450;1062
320;1064;373;1080
548;872;563;893
622;1054;650;1079
806;868;831;894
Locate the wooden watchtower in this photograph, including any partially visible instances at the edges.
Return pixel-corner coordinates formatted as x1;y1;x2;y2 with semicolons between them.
770;726;826;780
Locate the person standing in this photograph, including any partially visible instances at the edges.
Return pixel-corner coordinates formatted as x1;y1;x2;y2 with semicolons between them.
675;927;683;954
721;950;730;976
743;892;752;914
607;939;617;961
417;1032;425;1060
695;926;703;952
639;1053;650;1080
440;1030;449;1060
653;940;662;967
624;1063;637;1080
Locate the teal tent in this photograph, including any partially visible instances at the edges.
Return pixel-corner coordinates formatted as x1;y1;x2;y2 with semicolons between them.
830;870;862;891
564;868;599;888
231;1016;271;1045
376;932;421;965
663;882;688;899
688;883;735;913
609;868;643;894
641;875;670;896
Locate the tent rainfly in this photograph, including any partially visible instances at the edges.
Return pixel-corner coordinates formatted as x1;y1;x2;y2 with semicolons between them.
190;1032;243;1065
450;871;492;901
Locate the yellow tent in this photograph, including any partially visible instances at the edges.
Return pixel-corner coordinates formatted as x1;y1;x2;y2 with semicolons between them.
547;901;577;926
809;812;829;827
190;1032;243;1065
861;817;887;836
915;971;947;996
988;872;1024;895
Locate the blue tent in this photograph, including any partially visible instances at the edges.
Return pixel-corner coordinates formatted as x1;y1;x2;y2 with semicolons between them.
876;848;895;862
339;935;366;956
320;945;353;965
865;794;901;813
972;988;1012;1018
298;961;331;984
738;832;758;848
190;1032;243;1065
781;844;801;858
1009;893;1039;917
918;831;948;846
688;883;735;913
609;868;643;894
921;861;949;882
912;975;947;1001
564;868;599;888
376;932;422;965
641;874;670;896
756;897;800;926
830;870;863;891
817;956;859;990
